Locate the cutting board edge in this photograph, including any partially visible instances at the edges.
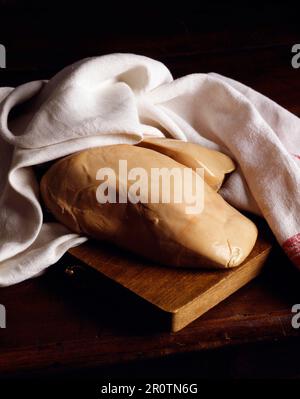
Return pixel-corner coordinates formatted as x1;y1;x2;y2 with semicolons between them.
170;245;272;332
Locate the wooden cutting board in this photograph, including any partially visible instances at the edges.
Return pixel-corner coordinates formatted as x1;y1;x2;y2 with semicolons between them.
69;223;273;332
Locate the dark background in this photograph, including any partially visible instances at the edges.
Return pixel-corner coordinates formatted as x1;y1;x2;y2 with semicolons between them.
0;1;299;104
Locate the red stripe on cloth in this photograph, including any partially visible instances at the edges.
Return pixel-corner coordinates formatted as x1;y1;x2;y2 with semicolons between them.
282;233;300;267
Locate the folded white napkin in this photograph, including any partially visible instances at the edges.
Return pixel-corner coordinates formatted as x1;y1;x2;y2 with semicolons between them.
0;54;299;286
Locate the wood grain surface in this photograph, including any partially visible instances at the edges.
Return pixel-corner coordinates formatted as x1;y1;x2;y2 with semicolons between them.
69;222;272;331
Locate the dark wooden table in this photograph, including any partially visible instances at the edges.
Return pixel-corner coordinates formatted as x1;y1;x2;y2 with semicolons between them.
0;3;300;379
1;246;300;379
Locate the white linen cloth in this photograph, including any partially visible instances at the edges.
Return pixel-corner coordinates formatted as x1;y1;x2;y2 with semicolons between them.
0;53;299;286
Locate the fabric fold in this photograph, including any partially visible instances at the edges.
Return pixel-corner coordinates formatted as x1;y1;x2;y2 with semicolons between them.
0;53;299;286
